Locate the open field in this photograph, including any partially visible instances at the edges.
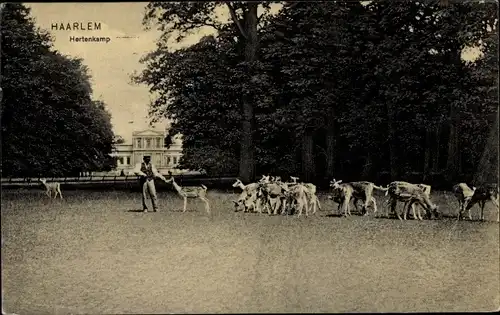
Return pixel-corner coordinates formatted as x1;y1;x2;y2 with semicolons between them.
1;189;499;314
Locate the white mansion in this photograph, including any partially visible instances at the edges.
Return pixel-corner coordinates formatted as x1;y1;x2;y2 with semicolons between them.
109;129;190;175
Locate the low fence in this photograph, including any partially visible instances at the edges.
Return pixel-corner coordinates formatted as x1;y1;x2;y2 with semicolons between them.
0;175;239;191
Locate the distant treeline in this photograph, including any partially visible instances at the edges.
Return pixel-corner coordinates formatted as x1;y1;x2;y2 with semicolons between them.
134;1;499;187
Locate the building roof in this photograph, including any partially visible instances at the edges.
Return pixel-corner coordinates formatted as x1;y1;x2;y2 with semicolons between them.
132;129;166;137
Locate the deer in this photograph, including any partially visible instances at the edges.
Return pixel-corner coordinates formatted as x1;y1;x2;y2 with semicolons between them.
257;175;288;215
385;181;439;220
453;183;477;221
165;177;210;214
330;179;387;217
399;183;432;220
283;183;311;217
463;183;499;222
289;176;321;214
232;179;260;213
328;183;375;216
39;178;63;199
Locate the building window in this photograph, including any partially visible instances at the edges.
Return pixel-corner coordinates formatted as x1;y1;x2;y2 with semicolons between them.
156;138;161;148
155;153;161;165
136;138;142;148
146;138;151;148
173;156;177;165
126;156;130;165
167;156;171;165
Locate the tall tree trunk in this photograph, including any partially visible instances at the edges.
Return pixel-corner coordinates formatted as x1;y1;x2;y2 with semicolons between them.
474;108;499;185
445;50;463;183
301;130;315;183
325;111;336;180
387;101;397;180
362;154;372;179
446;103;459;182
432;124;441;172
423;128;431;181
239;4;258;183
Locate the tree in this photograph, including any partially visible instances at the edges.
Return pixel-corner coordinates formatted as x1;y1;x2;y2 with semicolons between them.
133;30;243;175
134;0;497;186
472;19;499;185
113;135;126;145
139;1;279;182
1;3;116;177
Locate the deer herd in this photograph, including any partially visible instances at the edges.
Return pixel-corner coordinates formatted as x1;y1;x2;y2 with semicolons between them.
37;175;499;222
232;176;499;222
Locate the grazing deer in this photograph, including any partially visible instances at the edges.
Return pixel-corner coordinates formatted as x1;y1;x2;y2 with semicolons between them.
463;183;499;222
385;181;439;220
165;177;210;214
39;178;63;199
232;179;260;213
401;183;432;220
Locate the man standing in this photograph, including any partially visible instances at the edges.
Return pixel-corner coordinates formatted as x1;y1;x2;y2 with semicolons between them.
134;156;167;212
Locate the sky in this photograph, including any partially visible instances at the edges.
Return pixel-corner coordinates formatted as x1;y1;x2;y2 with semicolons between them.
25;3;481;143
26;2;224;143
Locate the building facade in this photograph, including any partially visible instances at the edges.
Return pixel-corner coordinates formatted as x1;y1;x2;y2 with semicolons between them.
109;129;189;175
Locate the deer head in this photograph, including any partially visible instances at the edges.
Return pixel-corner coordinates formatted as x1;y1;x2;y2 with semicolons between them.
232;179;243;188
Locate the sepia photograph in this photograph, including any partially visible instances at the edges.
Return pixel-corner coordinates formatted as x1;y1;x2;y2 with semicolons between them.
1;0;499;313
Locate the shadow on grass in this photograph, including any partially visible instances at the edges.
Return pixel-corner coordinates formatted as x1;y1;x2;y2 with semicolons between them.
324;213;345;218
126;209;146;213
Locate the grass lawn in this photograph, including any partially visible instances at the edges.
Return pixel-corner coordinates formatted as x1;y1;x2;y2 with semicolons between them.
1;188;499;314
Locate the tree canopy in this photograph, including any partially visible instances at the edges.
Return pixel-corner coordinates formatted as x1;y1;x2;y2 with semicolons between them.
134;0;498;187
1;3;116;177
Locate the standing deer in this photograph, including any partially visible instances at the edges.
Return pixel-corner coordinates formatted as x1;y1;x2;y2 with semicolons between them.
166;177;210;214
463;183;499;222
453;183;477;220
39;178;63;199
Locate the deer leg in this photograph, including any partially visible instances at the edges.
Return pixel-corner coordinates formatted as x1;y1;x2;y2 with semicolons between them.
413;204;421;220
371;198;378;216
267;198;273;215
200;196;210;214
342;199;350;217
418;205;425;220
273;198;280;215
297;198;304;218
457;200;463;220
480;201;485;221
281;199;287;215
274;198;281;215
403;202;409;220
256;198;262;214
310;196;316;215
467;203;473;220
352;199;359;213
362;197;371;216
183;197;188;212
391;199;402;221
